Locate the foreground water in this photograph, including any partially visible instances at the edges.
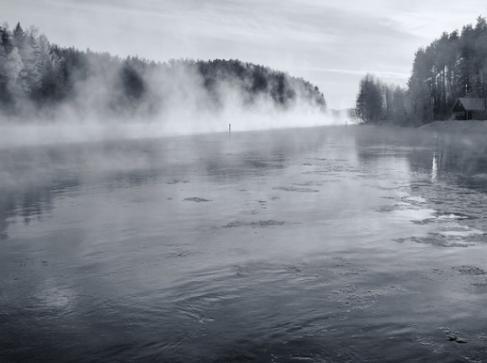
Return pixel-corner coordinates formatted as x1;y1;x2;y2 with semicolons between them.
1;126;487;362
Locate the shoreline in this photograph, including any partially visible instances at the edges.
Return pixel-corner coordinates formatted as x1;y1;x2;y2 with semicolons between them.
419;120;487;133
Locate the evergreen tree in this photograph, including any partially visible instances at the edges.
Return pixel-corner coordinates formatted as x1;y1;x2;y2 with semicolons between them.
0;22;327;119
356;75;383;123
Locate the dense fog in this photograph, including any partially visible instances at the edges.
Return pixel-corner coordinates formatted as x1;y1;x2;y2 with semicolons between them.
0;23;351;146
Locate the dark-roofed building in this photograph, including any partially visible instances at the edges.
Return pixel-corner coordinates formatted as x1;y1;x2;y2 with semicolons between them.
452;97;487;120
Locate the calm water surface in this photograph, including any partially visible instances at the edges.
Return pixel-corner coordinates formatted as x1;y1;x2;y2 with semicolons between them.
1;126;487;362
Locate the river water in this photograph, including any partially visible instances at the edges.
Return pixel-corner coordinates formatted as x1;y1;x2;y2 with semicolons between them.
1;126;487;362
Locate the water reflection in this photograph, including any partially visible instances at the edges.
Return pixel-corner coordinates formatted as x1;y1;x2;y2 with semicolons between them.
431;152;438;182
0;185;56;240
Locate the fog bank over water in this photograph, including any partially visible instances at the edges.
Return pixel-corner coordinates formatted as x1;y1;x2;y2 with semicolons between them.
0;22;345;146
0;107;350;148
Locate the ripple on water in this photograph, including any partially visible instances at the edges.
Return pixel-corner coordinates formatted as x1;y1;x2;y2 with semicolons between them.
166;179;190;185
293;181;324;187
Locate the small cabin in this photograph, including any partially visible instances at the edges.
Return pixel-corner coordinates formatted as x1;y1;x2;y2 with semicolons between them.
452;97;487;120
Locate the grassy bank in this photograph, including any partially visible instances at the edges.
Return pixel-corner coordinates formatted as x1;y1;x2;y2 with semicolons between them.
420;120;487;133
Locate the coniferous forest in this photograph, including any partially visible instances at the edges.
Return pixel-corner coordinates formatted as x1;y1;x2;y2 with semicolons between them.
356;17;487;125
0;23;326;120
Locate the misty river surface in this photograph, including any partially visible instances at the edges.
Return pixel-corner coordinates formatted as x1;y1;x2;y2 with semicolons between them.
2;126;487;362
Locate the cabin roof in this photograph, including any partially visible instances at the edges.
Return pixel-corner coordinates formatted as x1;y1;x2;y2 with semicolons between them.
455;97;486;111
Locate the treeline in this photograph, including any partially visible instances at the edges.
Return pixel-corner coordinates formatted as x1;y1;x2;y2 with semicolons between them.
356;75;409;125
356;17;487;125
0;23;326;119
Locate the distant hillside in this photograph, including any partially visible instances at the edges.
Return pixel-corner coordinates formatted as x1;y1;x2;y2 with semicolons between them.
0;23;326;120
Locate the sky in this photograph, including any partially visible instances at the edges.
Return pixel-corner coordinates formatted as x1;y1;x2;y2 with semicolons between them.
1;0;485;108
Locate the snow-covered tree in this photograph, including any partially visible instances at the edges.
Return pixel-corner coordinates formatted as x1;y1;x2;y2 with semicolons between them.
4;47;24;98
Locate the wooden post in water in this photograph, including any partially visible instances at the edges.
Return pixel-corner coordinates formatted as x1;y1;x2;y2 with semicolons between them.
228;123;231;136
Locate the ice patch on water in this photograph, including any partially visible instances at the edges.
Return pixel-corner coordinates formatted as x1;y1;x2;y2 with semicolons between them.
386;191;485;247
403;196;427;204
393;207;436;222
437;214;469;221
395;234;474;248
439;228;484;238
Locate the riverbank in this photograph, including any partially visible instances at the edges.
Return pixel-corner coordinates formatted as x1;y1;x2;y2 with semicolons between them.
420;120;487;133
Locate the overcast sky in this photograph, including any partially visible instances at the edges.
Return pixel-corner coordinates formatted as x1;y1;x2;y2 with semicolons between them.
1;0;485;108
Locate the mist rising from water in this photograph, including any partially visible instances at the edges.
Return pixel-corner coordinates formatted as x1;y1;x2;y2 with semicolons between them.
0;24;355;148
0;60;350;148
